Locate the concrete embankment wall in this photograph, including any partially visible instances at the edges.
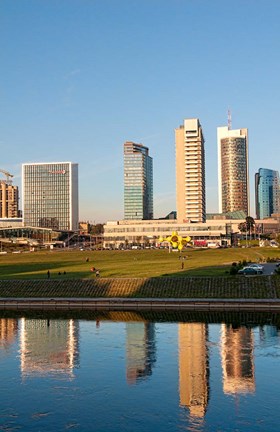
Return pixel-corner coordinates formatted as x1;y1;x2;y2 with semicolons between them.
1;297;280;312
0;277;280;311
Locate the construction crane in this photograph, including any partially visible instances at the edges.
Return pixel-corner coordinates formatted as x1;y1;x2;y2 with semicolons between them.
0;169;13;185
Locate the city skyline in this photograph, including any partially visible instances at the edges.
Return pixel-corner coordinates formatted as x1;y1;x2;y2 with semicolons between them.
1;1;280;222
5;121;280;225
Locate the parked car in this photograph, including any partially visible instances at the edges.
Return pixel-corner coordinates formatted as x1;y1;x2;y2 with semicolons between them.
237;267;262;275
248;263;264;271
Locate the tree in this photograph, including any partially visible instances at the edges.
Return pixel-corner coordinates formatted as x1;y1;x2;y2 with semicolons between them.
238;217;256;244
89;223;104;235
245;216;255;240
238;222;247;233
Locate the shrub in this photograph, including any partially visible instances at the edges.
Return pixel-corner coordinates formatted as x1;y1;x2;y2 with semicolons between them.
229;266;239;275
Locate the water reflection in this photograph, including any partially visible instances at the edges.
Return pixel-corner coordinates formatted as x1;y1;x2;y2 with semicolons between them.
0;318;18;352
0;313;279;431
126;323;156;384
221;324;255;394
20;318;79;378
259;325;280;345
178;323;209;421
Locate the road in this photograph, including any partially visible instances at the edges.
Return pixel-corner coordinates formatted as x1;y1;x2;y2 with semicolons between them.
262;263;279;275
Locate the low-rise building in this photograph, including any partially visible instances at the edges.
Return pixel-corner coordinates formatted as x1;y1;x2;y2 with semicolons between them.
103;218;279;248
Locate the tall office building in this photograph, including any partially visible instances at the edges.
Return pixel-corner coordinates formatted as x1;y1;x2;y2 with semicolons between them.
124;141;153;220
0;182;19;218
175;118;206;223
255;168;280;219
22;162;79;231
217;126;249;215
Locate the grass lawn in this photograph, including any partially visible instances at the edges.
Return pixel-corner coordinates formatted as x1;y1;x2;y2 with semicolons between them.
0;247;279;279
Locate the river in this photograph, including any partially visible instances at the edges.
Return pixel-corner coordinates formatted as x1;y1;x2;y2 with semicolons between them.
0;311;279;431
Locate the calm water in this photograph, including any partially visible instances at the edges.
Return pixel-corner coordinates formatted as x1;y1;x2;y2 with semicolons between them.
0;312;280;432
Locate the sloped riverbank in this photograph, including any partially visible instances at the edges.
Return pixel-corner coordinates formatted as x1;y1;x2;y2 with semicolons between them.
0;276;280;299
0;276;280;312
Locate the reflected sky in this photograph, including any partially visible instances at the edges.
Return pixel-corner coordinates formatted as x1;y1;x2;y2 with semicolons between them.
0;315;279;432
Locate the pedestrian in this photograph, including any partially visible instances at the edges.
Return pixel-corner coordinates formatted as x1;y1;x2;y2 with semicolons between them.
90;267;95;272
47;270;50;279
181;262;184;270
86;257;89;262
96;269;100;277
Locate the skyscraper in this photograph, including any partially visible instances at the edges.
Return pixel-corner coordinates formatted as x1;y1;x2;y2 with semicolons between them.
175;118;206;223
255;168;280;219
217;126;249;215
124;141;153;220
22;162;79;231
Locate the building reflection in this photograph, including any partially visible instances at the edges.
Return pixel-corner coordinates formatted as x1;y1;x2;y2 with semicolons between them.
20;318;79;378
0;318;18;351
221;324;255;394
178;323;209;419
259;325;279;346
126;322;156;384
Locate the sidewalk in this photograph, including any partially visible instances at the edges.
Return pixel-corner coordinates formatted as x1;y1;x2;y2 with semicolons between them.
1;297;280;312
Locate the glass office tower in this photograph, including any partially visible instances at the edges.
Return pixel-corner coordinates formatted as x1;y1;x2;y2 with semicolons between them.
217;126;249;215
255;168;280;219
22;162;79;231
124;142;153;220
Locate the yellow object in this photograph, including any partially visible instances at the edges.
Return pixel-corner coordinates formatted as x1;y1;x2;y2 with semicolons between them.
159;231;191;250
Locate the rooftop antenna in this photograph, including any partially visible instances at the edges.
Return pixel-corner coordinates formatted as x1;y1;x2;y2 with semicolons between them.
227;108;232;130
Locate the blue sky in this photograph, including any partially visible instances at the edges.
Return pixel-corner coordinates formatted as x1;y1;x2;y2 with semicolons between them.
1;0;279;222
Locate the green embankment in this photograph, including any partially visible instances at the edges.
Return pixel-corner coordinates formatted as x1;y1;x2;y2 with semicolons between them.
0;247;279;279
0;247;279;299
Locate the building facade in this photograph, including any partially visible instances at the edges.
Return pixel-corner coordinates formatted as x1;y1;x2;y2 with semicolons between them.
103;217;279;248
0;182;19;218
22;162;79;231
124;141;153;220
255;168;280;219
175;118;206;223
217;126;249;215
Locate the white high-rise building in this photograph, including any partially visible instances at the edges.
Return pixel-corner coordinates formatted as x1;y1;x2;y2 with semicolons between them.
175;118;206;223
22;162;79;231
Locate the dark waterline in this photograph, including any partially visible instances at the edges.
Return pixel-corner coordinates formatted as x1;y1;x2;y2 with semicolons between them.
0;312;280;431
